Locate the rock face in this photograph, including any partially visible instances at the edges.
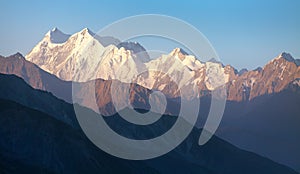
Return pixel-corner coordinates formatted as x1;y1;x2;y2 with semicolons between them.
226;53;300;101
73;78;152;116
0;53;72;103
216;82;300;172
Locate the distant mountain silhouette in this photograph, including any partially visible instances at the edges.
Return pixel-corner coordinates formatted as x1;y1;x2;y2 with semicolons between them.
0;74;298;174
0;99;297;174
0;73;76;127
215;82;300;172
0;99;160;174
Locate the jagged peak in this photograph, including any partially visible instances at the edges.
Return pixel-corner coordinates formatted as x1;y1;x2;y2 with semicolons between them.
238;68;248;75
79;28;94;36
278;52;294;62
116;41;145;53
116;41;150;61
254;67;262;72
51;27;59;32
169;48;189;61
206;58;225;68
223;65;239;75
207;58;219;63
170;48;188;56
46;27;66;36
269;52;299;67
10;52;24;59
45;27;70;44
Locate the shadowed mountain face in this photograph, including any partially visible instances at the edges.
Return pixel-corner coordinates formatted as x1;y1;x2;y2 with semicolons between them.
0;53;72;103
226;53;300;101
0;101;297;174
0;73;76;127
216;85;300;172
193;80;300;171
0;99;161;174
0;74;298;174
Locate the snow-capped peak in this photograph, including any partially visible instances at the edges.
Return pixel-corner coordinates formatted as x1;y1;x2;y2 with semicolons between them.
116;42;150;62
169;48;188;58
45;27;70;44
166;48;204;71
79;28;94;36
75;28;121;48
206;58;224;68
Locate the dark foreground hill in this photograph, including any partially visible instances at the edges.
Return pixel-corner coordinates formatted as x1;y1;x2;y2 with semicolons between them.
0;74;298;174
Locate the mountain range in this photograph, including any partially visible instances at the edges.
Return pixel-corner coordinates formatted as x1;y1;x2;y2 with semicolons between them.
25;28;300;102
0;27;300;173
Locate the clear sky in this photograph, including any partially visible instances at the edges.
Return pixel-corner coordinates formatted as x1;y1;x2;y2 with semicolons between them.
0;0;299;70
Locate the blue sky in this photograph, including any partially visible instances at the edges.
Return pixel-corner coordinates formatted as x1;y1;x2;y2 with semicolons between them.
0;0;299;70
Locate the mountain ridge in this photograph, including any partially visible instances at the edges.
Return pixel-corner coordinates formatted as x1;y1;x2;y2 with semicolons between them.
2;52;300;110
25;28;300;102
0;53;73;103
